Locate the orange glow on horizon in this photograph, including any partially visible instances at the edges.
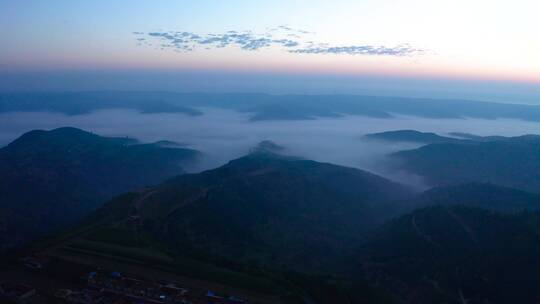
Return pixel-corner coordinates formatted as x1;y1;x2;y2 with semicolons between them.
4;49;540;86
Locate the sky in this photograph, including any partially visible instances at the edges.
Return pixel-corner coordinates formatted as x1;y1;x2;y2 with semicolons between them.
1;0;539;101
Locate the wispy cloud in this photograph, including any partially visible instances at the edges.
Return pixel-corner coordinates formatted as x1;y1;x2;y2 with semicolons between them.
289;44;424;56
135;26;425;57
138;29;301;52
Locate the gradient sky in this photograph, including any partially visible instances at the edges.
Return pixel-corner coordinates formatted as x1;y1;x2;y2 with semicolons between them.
1;0;539;99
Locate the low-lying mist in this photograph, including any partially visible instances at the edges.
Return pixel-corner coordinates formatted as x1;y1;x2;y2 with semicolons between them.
3;108;540;188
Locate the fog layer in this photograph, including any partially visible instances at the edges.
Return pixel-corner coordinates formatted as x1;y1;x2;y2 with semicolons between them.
3;108;540;188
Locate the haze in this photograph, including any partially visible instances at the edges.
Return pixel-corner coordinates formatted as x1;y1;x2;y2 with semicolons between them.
4;108;540;188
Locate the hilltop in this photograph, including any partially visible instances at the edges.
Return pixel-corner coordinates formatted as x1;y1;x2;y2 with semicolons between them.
0;127;199;249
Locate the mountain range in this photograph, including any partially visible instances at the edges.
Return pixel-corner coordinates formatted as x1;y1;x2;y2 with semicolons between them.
365;130;464;144
84;147;416;273
0;127;199;249
4;127;540;303
5;92;540;121
392;133;540;192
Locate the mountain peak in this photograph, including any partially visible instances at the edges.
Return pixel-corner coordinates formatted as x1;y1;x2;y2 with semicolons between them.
365;129;461;144
9;127;99;148
250;140;285;154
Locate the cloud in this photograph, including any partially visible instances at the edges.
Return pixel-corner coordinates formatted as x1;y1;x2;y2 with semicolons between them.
5;108;540;188
289;44;424;56
267;25;314;35
136;27;425;57
141;30;304;52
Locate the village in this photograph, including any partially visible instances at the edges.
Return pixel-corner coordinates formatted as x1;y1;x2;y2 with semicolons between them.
1;255;250;304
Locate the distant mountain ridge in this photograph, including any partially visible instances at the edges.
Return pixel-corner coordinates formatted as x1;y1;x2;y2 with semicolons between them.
365;130;463;144
448;132;509;142
365;130;512;145
391;134;540;192
4;91;540;121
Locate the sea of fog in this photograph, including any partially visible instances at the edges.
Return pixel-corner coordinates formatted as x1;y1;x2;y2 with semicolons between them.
3;108;540;188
